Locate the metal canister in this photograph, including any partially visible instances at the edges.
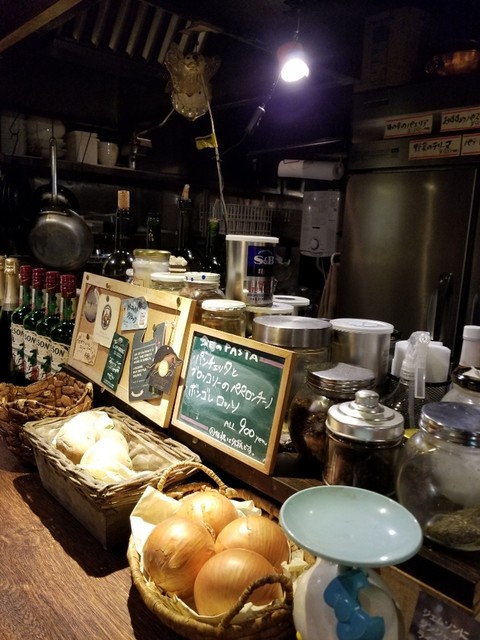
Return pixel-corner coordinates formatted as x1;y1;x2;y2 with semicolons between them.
324;389;404;496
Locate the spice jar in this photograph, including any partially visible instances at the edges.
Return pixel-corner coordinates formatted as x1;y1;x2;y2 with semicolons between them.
179;272;225;323
150;272;184;292
132;249;171;287
324;389;404;496
201;299;246;336
396;401;480;550
287;362;375;467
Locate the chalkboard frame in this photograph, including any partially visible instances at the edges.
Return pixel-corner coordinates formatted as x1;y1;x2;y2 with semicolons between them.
172;324;295;474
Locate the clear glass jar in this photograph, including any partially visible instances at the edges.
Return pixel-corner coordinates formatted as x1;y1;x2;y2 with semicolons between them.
324;389;404;496
396;401;480;550
287;362;375;467
150;272;184;292
442;366;480;405
179;272;225;323
245;301;293;337
201;299;246;336
132;249;171;287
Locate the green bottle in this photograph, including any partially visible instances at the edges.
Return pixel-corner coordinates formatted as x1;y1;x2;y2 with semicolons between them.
50;274;77;374
10;264;31;384
23;267;46;382
36;270;61;380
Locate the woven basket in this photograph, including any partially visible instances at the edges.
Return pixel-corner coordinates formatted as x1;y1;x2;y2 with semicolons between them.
22;406;201;548
127;461;305;640
0;371;94;466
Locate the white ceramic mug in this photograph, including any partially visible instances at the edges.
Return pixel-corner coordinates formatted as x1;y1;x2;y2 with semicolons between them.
98;141;119;167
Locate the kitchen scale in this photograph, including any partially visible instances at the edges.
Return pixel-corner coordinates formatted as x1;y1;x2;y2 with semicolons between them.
279;486;423;640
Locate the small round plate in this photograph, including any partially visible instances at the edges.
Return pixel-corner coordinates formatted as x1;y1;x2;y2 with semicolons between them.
279;486;423;567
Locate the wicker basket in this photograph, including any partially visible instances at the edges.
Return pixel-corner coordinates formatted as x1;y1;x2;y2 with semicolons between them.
127;461;306;639
0;371;94;466
22;407;201;548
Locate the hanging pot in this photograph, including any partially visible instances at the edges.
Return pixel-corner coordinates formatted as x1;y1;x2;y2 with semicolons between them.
29;137;94;271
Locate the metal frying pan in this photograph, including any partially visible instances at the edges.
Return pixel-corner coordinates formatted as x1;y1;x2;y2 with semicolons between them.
29;137;94;271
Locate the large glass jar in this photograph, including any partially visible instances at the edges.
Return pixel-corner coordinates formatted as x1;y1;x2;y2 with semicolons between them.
132;249;171;287
441;366;480;405
201;299;246;336
287;362;375;467
396;401;480;550
324;389;404;496
150;272;184;292
179;272;225;323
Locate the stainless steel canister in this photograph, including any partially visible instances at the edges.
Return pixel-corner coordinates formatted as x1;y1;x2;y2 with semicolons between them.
225;234;279;306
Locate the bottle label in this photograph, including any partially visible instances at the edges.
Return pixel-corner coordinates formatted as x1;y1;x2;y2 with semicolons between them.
11;321;25;373
36;335;52;379
23;329;39;381
246;245;276;304
50;341;69;374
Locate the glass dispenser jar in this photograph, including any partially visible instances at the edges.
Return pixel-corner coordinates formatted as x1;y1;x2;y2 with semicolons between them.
287;362;375;466
324;389;404;496
396;401;480;550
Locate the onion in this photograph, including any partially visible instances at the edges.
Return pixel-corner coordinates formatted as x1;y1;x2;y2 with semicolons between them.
214;515;290;570
143;516;215;601
194;548;282;616
176;490;240;537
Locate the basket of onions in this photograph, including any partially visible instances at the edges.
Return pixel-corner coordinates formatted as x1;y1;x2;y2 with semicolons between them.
127;461;311;639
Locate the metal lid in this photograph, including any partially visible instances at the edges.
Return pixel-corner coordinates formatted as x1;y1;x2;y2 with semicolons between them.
420;401;480;447
246;301;294;315
307;362;376;393
133;249;171;260
450;366;480;393
331;318;394;335
326;389;404;442
226;234;279;244
252;315;331;349
201;299;246;311
184;271;220;284
273;295;310;309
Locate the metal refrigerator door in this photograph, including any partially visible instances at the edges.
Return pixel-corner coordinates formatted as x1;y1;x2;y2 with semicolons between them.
335;168;478;351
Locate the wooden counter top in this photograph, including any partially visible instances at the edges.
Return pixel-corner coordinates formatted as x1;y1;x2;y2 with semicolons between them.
0;441;184;640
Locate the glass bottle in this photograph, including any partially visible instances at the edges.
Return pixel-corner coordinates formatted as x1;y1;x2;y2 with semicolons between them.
102;190;134;281
10;263;31;384
146;211;162;249
0;258;19;381
23;267;46;382
175;184;201;271
0;255;5;310
201;217;225;288
35;270;61;379
49;274;77;374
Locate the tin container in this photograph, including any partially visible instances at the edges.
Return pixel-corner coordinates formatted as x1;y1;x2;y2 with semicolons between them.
225;234;279;306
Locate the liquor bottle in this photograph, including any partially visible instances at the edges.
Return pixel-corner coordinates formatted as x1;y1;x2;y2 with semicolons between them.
175;184;201;271
0;255;6;310
10;264;32;383
201;217;225;288
0;258;19;381
49;274;77;374
23;267;46;382
35;270;61;380
102;190;134;281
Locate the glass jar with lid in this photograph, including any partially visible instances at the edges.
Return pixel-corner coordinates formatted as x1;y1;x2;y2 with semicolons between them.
179;272;225;323
396;401;480;550
324;389;404;496
441;365;480;405
201;299;246;336
150;272;185;292
132;249;171;287
245;301;294;337
287;362;376;467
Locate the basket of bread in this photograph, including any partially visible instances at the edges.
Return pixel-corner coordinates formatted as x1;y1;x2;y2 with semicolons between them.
0;371;93;466
127;461;313;639
22;406;200;548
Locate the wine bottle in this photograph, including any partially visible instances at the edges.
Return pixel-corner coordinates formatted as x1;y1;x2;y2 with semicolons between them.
0;258;19;381
201;217;225;287
23;267;46;382
49;274;77;374
10;264;32;384
102;190;134;281
0;255;6;310
36;270;61;380
175;184;201;271
146;211;162;249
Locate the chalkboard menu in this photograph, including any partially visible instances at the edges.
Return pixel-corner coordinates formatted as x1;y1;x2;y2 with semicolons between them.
173;325;294;474
409;591;480;639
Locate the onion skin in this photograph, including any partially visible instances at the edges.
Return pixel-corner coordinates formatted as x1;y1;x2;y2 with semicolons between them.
176;490;240;537
143;516;216;600
194;548;283;616
214;515;290;571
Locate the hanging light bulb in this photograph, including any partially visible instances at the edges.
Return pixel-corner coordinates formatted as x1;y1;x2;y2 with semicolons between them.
277;5;310;82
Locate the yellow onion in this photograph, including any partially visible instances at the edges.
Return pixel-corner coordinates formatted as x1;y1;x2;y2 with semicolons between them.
214;515;290;571
176;490;240;537
143;516;215;601
194;548;282;616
